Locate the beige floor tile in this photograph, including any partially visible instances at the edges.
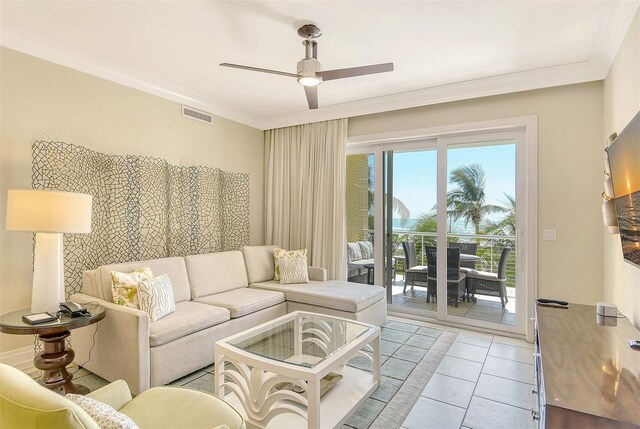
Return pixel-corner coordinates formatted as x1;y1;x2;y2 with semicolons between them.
482;356;534;384
492;335;534;350
489;342;535;364
464;312;503;323
465;304;504;315
402;300;431;309
421;373;475;408
456;330;493;348
463;396;535;429
403;397;466;429
435;356;482;382
474;373;534;410
446;341;489;363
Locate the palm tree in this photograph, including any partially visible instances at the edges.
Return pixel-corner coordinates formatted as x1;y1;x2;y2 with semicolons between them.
486;193;516;236
446;164;505;234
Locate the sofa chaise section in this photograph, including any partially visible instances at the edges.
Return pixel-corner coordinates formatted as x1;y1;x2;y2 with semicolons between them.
241;245;387;326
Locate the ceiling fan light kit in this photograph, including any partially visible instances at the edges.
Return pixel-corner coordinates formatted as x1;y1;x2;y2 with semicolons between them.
220;24;394;110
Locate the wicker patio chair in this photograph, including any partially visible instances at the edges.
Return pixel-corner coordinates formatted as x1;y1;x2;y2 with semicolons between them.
401;241;429;292
424;246;467;307
466;247;512;307
449;242;479;269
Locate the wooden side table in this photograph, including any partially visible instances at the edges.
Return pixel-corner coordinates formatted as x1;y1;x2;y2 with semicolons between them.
0;302;105;395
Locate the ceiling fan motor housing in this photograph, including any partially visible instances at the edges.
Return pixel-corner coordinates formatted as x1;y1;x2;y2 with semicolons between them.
297;58;323;85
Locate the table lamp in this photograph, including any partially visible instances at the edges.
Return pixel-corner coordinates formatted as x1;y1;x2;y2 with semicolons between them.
6;190;92;313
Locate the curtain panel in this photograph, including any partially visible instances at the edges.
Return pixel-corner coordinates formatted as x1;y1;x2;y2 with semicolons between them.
264;119;347;280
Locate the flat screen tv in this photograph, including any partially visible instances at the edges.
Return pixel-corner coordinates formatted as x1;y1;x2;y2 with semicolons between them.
606;110;640;268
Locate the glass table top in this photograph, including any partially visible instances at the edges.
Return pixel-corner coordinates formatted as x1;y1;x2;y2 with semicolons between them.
226;312;374;369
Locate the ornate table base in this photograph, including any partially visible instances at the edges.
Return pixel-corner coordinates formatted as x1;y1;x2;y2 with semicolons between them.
35;331;89;395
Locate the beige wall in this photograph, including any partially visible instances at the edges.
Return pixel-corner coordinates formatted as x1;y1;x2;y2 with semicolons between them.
349;82;604;306
0;48;264;352
603;10;640;329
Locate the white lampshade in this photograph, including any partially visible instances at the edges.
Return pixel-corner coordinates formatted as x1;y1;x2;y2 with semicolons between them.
6;189;92;312
6;190;92;233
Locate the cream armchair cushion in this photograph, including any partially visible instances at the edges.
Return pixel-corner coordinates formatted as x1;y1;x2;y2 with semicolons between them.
0;364;245;429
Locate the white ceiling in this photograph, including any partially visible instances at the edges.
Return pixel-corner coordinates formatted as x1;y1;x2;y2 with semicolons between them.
1;1;638;130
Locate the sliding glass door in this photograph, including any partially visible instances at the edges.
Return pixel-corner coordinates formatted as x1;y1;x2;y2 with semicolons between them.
347;128;528;336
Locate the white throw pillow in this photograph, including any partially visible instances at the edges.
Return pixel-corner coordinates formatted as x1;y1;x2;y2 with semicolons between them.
358;241;374;259
273;248;307;280
66;393;139;429
347;243;363;262
110;267;153;308
138;274;176;322
278;255;309;284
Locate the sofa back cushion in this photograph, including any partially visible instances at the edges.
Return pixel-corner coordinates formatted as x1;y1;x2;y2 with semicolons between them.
240;245;279;283
98;257;191;303
185;251;248;297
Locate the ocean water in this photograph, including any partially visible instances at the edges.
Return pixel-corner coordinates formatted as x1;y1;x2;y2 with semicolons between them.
614;190;640;266
392;218;476;234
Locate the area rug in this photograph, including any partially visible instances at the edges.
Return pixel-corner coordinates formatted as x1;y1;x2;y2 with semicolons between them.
343;319;457;429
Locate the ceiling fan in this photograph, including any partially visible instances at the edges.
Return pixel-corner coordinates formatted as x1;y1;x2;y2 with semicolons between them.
220;24;394;110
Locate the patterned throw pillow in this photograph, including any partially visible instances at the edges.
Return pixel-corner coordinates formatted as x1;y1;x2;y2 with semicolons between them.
346;242;363;262
138;274;176;322
273;248;307;280
358;241;374;259
111;267;153;308
66;393;139;429
278;254;309;284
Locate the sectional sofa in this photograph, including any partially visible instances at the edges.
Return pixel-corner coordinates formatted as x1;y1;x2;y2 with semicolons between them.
70;245;386;394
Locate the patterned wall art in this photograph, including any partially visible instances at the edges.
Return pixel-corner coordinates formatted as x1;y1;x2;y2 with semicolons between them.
32;141;250;297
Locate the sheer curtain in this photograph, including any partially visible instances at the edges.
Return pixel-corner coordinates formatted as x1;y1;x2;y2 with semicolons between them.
264;118;347;280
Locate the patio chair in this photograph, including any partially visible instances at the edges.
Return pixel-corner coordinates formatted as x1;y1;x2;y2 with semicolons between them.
424;246;467;307
449;242;479;270
466;247;512;308
401;241;429;292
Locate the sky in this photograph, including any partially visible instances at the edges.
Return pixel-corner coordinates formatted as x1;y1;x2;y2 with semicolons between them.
390;141;516;220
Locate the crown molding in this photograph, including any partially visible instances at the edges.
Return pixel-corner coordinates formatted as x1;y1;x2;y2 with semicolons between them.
1;0;637;131
0;24;267;130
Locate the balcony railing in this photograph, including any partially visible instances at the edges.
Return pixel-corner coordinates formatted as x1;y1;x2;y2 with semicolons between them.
363;229;517;288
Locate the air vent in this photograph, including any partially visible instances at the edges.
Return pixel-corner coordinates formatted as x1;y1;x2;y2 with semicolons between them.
181;105;213;125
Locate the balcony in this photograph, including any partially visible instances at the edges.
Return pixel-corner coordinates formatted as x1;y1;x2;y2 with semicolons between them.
360;230;517;326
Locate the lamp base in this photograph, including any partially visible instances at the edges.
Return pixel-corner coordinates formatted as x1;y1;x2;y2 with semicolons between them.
31;233;64;314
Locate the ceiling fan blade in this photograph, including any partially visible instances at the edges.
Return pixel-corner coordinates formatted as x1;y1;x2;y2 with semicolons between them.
320;62;394;81
304;86;318;110
220;63;298;78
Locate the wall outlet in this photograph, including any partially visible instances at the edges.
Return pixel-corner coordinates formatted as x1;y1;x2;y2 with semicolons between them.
543;229;557;241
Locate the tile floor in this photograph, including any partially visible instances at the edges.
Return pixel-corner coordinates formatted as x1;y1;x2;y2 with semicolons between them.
53;318;535;429
401;328;536;429
390;284;517;325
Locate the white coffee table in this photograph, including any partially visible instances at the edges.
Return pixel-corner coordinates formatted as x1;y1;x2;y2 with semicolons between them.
214;311;381;429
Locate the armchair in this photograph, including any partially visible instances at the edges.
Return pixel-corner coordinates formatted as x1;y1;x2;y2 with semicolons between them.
0;363;245;429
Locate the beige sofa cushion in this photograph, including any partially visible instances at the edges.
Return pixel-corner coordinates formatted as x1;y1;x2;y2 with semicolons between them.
240;245;279;283
195;288;285;318
98;257;191;303
185;251;249;298
149;301;230;347
249;280;385;313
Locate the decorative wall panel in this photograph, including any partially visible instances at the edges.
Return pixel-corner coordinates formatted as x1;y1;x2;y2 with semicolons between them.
32;141;250;297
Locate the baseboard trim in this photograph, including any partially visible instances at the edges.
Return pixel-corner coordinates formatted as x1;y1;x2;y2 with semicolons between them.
0;346;37;376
